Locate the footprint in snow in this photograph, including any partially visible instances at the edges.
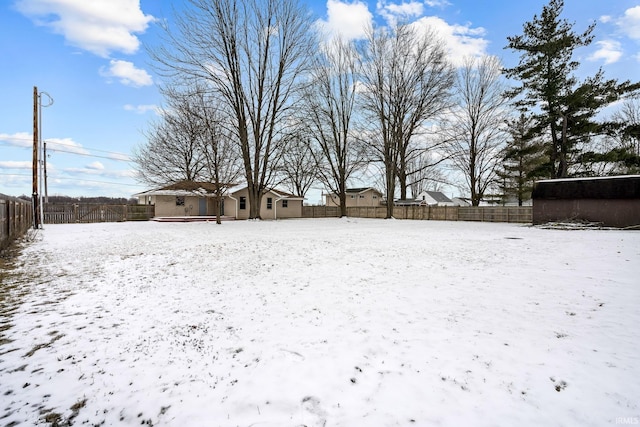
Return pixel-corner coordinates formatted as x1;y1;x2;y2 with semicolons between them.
301;396;327;426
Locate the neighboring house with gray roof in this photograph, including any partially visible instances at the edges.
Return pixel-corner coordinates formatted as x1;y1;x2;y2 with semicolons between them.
414;191;455;206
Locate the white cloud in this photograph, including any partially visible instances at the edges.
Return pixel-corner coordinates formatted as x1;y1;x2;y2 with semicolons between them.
100;60;153;87
378;0;424;26
0;161;32;169
316;0;373;41
15;0;154;57
63;166;135;178
617;6;640;40
0;132;33;148
107;152;132;162
124;104;159;114
424;0;450;6
600;15;612;24
46;138;90;155
87;161;105;170
412;16;488;66
588;40;623;65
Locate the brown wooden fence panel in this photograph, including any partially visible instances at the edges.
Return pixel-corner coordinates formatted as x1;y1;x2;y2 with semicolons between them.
1;195;33;252
44;204;155;224
313;204;532;223
457;206;531;223
302;206;341;218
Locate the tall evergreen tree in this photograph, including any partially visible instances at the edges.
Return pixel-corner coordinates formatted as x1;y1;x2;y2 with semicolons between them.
496;114;546;205
504;0;637;179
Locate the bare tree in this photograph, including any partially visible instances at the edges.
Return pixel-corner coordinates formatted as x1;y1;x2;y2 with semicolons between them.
276;130;318;197
444;56;508;206
134;84;243;224
193;90;243;224
407;150;449;196
150;0;315;218
133;86;207;186
302;38;365;217
359;24;454;217
612;97;640;158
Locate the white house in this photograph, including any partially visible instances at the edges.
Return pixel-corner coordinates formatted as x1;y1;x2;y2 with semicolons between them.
134;181;304;220
413;191;455;206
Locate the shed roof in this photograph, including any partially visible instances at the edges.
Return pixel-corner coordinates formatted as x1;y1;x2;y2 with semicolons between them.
533;175;640;199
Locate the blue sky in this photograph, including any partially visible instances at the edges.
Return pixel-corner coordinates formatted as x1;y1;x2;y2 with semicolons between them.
1;0;639;201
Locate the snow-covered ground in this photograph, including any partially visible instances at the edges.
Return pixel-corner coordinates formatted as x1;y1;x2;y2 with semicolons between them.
0;218;638;426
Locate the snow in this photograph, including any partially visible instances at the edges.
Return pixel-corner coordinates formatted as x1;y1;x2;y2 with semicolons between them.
1;218;639;426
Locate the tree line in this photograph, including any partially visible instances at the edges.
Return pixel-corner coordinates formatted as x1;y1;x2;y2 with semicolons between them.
133;0;639;219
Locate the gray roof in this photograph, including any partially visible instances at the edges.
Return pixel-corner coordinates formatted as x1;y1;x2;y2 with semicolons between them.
425;191;453;203
345;187;381;194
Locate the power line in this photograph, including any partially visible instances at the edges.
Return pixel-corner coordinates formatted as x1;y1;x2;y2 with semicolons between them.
46;147;132;162
0;172;143;188
0;137;133;160
44;139;133;158
48;176;143;187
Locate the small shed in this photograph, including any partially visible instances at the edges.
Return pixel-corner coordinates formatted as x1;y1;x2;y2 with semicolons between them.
532;175;640;227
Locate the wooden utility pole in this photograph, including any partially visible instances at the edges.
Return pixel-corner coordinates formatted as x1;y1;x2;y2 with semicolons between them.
44;141;48;203
32;86;39;229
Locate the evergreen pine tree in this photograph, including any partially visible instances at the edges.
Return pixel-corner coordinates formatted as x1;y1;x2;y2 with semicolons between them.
504;0;638;179
496;114;546;205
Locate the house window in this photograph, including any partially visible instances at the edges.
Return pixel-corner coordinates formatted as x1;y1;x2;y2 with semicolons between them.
350;195;355;199
240;196;246;210
282;200;288;208
176;196;185;206
359;195;365;199
373;195;378;199
267;197;273;209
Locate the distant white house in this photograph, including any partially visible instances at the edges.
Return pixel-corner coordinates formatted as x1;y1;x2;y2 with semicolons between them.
413;191;455;207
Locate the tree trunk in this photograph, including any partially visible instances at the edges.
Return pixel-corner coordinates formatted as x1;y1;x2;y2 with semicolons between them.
385;162;395;218
248;182;262;219
559;115;569;178
397;168;408;200
339;193;347;217
215;193;222;225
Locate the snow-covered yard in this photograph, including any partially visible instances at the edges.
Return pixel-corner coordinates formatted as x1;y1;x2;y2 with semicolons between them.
0;218;638;426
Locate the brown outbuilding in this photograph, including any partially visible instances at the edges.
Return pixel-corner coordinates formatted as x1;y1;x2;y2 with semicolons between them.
532;175;640;228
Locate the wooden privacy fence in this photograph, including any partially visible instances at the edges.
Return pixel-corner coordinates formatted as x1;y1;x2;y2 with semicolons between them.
303;205;532;223
1;195;32;252
302;205;341;218
44;204;155;224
